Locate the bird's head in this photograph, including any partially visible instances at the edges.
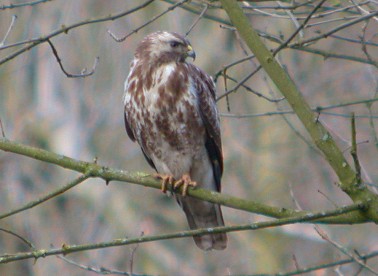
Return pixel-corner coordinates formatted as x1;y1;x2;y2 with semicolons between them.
135;31;196;64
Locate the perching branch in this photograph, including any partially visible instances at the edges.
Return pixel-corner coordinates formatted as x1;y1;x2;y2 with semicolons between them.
0;137;369;224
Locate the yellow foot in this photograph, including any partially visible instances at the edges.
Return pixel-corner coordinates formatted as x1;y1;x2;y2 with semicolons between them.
154;174;174;193
174;174;197;196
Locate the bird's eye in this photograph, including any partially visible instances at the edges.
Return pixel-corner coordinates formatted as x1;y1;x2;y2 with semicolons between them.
170;41;180;48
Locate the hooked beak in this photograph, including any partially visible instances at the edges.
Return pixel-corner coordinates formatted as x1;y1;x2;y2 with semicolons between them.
186;45;196;61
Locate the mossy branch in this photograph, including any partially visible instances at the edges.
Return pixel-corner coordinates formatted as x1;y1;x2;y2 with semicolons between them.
0;137;369;224
219;0;378;223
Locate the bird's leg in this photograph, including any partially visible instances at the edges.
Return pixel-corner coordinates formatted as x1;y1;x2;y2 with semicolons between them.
153;173;175;193
174;174;197;196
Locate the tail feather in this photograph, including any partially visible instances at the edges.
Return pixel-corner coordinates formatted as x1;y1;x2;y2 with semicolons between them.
179;196;227;251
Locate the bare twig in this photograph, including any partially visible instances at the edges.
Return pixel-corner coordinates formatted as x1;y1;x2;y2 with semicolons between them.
221;111;378;119
293;45;378;67
0;0;51;10
277;250;378;275
0;228;35;250
273;0;328;55
162;0;231;26
222;68;231;112
214;54;255;82
220;97;378;119
367;82;378;151
185;3;208;37
57;254;148;275
292;254;301;271
129;232;143;276
46;39;99;78
0;0;155;66
218;72;285;102
288;182;302;210
241;1;312;11
108;0;189;42
317;190;339;208
0;117;5;138
0;173;90;220
291;10;378;47
360;21;377;66
0;15;17;47
315;226;378;275
216;66;262;101
350;113;363;186
329;34;378;47
351;0;378;21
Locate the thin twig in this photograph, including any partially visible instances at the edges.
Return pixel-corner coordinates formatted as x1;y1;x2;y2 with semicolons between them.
185;3;208;37
0;228;35;250
315;226;378;275
351;0;378;22
273;0;328;55
291;10;378;47
57;254;149;276
0;117;5;138
292;254;301;271
162;0;231;26
216;66;263;101
220;97;378;119
129;232;143;276
0;173;90;220
360;21;377;66
329;34;378;47
293;46;378;67
46;39;99;78
366;82;378;151
222;68;231;111
317;190;339;208
108;0;189;42
280;2;304;38
0;0;51;10
214;54;255;82
0;0;155;66
218;73;284;102
277;250;378;275
0;15;17;47
350;113;362;186
241;1;312;11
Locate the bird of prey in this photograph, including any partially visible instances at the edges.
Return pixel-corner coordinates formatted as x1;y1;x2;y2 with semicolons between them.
123;31;227;251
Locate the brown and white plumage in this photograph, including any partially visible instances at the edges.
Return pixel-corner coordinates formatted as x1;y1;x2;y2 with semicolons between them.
123;31;227;250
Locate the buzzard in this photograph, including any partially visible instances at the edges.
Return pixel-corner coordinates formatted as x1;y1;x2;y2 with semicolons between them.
123;31;227;251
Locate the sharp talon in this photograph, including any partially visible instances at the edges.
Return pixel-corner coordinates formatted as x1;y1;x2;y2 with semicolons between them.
174;174;196;196
154;174;174;193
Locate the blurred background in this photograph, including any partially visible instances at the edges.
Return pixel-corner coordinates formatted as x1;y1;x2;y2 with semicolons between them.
1;0;378;275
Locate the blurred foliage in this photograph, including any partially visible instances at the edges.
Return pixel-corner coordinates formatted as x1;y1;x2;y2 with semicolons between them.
0;0;378;275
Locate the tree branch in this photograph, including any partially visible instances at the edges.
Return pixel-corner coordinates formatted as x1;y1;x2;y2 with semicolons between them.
0;0;155;66
0;174;90;220
0;137;370;224
219;0;378;222
0;202;364;264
